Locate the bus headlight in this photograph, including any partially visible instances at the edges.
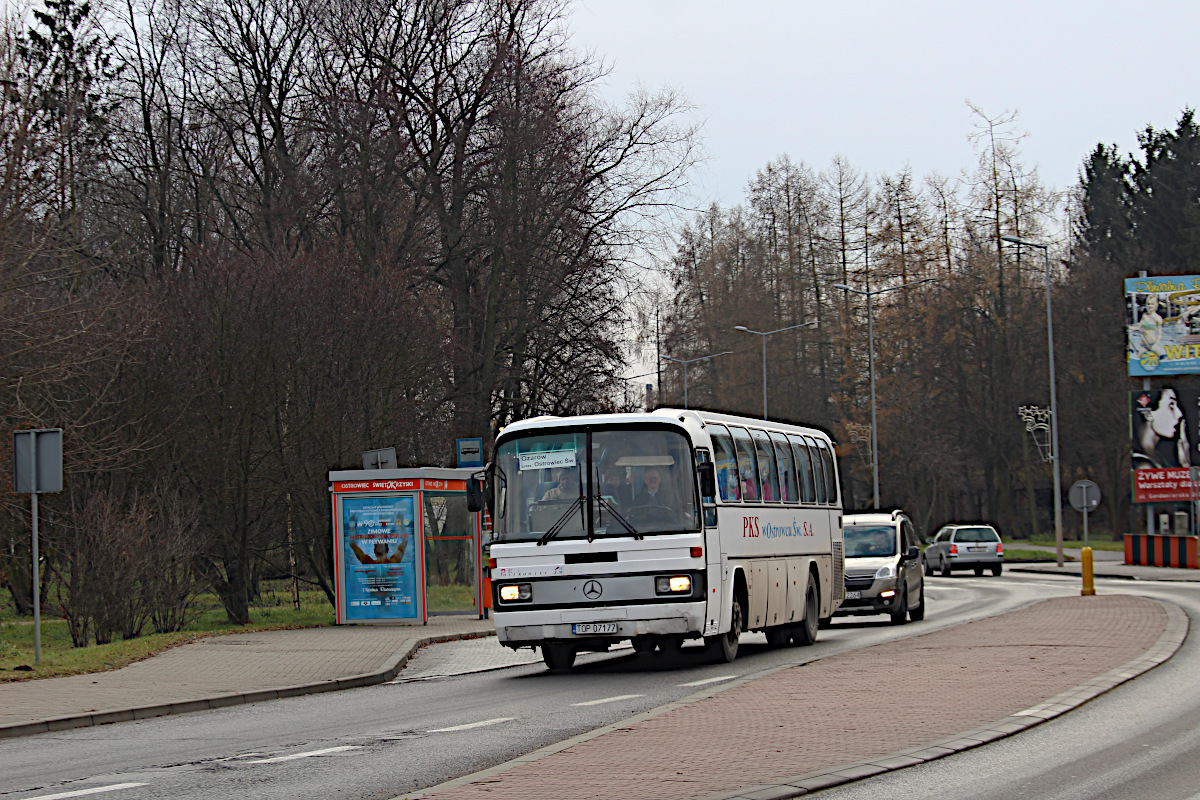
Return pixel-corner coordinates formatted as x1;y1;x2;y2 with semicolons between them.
498;583;532;603
656;575;692;594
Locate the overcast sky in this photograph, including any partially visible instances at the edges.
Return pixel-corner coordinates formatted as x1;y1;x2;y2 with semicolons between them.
568;0;1200;210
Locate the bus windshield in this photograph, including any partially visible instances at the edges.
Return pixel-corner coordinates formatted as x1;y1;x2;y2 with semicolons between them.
492;427;699;542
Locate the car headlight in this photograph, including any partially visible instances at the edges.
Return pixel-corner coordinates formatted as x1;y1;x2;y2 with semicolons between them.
655;575;692;594
875;564;897;579
498;583;532;602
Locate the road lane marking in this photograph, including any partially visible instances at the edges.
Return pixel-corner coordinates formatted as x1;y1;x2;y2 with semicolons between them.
677;675;736;687
243;746;359;764
23;784;147;800
428;717;515;733
571;694;643;706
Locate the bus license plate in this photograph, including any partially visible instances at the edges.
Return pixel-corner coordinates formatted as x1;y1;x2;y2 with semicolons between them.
572;622;618;635
845;590;861;600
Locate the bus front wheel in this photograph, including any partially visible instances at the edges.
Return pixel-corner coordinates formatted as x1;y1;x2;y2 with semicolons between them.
705;592;743;664
542;644;576;672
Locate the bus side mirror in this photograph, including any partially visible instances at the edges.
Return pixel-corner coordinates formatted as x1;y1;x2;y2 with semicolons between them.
467;474;484;513
699;462;716;499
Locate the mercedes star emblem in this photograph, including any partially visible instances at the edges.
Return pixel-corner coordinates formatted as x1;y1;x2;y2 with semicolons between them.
582;580;603;600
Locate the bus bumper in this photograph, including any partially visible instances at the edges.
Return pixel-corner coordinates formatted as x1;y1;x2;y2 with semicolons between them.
494;601;707;647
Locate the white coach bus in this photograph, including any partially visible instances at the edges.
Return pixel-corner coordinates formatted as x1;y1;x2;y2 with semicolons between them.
470;409;845;671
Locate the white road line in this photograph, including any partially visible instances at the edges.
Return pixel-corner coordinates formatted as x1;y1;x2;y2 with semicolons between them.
243;745;359;764
428;717;515;733
23;784;147;800
677;675;736;687
571;694;644;707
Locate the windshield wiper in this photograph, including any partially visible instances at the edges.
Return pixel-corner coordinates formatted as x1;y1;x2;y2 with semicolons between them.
537;496;584;546
595;496;640;539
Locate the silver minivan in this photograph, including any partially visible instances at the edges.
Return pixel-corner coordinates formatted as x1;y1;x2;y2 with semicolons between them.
836;511;925;625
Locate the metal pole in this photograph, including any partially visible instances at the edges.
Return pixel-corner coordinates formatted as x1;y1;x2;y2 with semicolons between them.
1044;246;1064;568
1082;485;1089;549
867;291;879;509
31;436;40;665
761;335;768;420
683;363;689;409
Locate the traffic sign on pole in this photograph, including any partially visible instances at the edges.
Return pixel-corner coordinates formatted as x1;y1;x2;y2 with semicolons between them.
12;428;62;666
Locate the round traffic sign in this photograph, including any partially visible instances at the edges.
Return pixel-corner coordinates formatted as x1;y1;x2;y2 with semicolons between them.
1068;479;1101;512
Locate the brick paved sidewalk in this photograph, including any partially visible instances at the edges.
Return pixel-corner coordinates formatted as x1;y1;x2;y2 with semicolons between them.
412;595;1173;800
0;615;493;735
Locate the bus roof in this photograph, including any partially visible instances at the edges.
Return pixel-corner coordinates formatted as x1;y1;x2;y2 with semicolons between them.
497;409;832;444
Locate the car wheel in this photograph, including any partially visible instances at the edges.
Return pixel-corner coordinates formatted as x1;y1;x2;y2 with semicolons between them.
542;644;576;673
992;563;1003;577
940;555;952;577
889;586;909;625
923;556;934;576
705;590;743;663
909;580;926;621
791;581;820;646
974;566;984;577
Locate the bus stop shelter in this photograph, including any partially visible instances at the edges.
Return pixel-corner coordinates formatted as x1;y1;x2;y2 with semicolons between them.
330;467;486;624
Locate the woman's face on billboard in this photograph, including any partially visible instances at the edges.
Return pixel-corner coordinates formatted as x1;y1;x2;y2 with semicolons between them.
1151;389;1184;439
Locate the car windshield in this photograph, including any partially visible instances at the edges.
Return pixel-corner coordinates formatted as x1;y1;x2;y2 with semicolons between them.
844;524;897;557
492;427;698;542
953;527;1000;543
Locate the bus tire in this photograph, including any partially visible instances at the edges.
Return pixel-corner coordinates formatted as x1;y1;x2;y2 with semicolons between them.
542;644;575;672
705;590;743;663
791;581;819;646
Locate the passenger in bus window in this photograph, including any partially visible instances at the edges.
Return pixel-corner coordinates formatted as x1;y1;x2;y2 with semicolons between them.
740;463;759;502
632;466;673;506
541;468;577;501
601;469;633;506
759;460;777;501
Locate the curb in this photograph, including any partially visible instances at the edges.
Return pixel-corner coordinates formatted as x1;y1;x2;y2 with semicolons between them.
397;599;1188;800
0;628;495;740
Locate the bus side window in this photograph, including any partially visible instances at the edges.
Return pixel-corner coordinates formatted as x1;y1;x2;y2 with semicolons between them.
769;431;798;504
803;435;827;504
708;424;741;502
787;434;816;504
815;438;838;505
730;426;760;502
751;429;781;503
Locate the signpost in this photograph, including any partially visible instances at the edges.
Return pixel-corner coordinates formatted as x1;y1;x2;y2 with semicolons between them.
1068;479;1100;597
13;428;63;665
1068;479;1101;547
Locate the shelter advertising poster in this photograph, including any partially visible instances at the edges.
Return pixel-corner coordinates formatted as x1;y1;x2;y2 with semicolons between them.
1131;387;1200;503
1126;276;1200;376
341;495;418;621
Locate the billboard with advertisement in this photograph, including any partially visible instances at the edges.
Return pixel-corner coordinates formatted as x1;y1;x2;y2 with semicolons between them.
340;494;420;621
1131;386;1200;503
1126;276;1200;376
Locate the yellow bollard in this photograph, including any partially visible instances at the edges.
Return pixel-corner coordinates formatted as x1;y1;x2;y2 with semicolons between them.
1081;546;1096;596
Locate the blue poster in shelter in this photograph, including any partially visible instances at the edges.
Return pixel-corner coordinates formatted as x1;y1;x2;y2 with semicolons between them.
342;495;418;620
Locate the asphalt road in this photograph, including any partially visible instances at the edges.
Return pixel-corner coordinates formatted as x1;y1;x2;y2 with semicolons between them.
808;575;1200;800
0;573;1159;800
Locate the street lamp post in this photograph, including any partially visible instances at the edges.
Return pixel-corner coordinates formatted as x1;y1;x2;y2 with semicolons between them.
734;321;817;420
834;279;934;509
662;351;732;409
1001;235;1064;568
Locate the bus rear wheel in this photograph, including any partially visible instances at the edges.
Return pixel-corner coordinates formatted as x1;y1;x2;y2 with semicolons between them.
791;581;819;646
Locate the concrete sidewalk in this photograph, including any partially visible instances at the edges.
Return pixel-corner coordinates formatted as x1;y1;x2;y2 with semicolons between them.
407;595;1186;800
1010;558;1200;581
0;615;495;738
